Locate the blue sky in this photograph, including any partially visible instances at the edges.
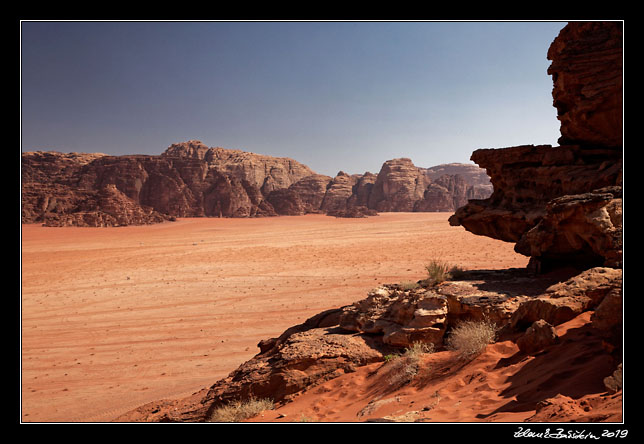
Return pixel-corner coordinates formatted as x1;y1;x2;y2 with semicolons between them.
21;21;566;177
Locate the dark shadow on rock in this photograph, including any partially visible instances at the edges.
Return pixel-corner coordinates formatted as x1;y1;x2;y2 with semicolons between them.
458;267;582;298
475;322;615;419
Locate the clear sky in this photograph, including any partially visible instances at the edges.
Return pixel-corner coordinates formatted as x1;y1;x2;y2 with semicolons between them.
20;21;566;177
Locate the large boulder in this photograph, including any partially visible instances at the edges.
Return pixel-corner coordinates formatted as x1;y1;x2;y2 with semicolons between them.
516;320;559;355
515;186;622;269
339;285;449;348
509;267;622;330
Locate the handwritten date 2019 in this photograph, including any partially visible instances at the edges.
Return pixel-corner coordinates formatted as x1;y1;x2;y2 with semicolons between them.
514;427;629;440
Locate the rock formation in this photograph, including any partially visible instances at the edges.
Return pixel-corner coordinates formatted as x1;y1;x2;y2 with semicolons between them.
515;319;559;355
22;142;492;226
515;186;622;269
339;285;449;347
368;158;431;211
319;171;358;213
42;184;171;227
21;141;316;225
449;144;621;263
547;22;623;148
450;21;623;271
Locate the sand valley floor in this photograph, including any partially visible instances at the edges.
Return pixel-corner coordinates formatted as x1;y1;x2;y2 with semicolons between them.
21;213;528;422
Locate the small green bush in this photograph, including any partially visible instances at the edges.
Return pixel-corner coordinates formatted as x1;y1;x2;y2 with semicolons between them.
209;397;274;422
383;353;398;362
445;319;497;359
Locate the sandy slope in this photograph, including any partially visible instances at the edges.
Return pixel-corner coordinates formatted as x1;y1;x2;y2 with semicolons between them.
246;312;622;423
21;213;528;422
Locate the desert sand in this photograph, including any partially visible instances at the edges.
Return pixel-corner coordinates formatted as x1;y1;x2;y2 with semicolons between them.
245;311;622;423
21;213;528;422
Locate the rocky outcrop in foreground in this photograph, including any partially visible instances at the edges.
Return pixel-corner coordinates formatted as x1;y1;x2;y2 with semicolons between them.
116;266;621;422
22;142;491;227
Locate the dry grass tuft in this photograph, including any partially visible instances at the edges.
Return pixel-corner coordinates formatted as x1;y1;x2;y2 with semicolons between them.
386;341;435;386
445;319;497;359
424;259;468;286
399;280;420;291
209;397;274;422
425;260;451;285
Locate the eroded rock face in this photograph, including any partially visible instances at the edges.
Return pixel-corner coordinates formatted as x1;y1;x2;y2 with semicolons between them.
22;152;173;227
449;145;622;244
42;184;170;227
320;172;358;213
547;21;623;148
21;151;106;224
509;267;622;329
202;327;386;413
183;308;391;421
339;285;449;347
449;22;623;270
21;141;317;225
162;140;316;191
515;186;622;268
346;172;378;208
23;141;493;226
368;159;432;212
286;174;333;213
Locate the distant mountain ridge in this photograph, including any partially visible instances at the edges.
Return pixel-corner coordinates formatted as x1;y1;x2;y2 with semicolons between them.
21;140;492;226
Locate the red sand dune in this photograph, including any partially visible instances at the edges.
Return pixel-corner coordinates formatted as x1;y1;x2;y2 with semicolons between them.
22;213;530;422
246;311;622;423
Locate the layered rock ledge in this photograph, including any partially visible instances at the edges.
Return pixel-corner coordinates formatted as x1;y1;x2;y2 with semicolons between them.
448;144;622;269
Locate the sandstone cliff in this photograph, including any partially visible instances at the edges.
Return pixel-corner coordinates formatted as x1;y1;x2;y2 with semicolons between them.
264;160;492;218
21;141;316;225
450;21;623;271
22;142;492;226
547;22;622;148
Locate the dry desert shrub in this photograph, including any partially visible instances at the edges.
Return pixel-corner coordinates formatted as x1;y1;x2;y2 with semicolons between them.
424;259;467;286
209;397;274;422
386;341;435;386
445;319;497;359
399;280;420;291
425;260;451;285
